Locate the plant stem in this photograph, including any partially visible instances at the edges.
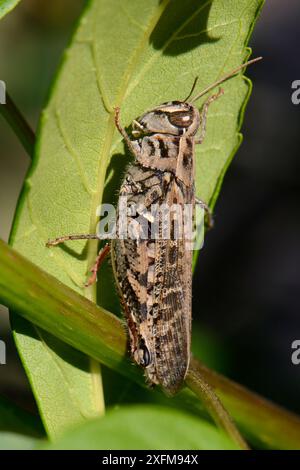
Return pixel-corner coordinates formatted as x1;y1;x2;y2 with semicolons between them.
0;239;300;449
187;357;300;449
0;92;35;158
185;365;249;450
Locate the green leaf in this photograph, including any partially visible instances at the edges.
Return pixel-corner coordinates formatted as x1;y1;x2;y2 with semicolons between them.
9;0;263;440
43;405;237;450
2;239;300;450
0;394;44;438
0;0;21;20
10;316;105;439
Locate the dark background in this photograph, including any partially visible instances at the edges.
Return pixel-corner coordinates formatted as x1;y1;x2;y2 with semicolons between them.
0;0;299;415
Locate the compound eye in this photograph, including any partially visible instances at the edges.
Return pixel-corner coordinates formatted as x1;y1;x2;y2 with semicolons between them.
168;111;193;128
139;344;151;367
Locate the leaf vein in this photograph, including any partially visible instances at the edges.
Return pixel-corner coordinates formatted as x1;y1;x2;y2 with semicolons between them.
89;42;114;114
55;108;96;196
125;0;213;100
120;4;147;32
175;19;239;40
26;196;84;289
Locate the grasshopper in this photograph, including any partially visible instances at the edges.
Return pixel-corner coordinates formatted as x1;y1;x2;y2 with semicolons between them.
47;57;262;395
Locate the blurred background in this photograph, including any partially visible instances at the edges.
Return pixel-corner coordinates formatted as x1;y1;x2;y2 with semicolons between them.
0;0;299;415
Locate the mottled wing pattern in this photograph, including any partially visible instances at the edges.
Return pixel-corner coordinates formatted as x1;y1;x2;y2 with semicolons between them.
151;181;193;394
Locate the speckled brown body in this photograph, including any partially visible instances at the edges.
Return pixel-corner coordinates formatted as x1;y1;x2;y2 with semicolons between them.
112;101;201;395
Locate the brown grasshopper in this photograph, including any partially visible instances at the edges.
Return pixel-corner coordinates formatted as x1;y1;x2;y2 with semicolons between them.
47;57;262;395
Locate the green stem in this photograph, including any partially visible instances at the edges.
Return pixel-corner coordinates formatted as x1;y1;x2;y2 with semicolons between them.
185;364;249;450
188;358;300;449
0;92;35;158
0;239;300;449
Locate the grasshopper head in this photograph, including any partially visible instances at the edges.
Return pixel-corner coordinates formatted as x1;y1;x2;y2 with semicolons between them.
132;101;200;138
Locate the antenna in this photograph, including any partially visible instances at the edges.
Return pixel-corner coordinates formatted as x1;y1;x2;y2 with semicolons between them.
190;56;262;103
183;76;199;102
